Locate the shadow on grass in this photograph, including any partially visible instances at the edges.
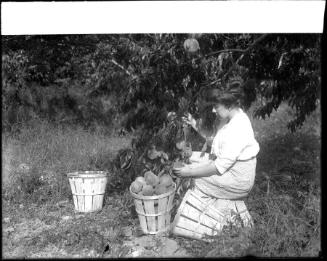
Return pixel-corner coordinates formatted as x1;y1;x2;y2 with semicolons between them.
256;131;320;184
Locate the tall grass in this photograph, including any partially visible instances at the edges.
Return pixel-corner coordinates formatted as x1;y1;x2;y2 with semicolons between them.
2;119;130;203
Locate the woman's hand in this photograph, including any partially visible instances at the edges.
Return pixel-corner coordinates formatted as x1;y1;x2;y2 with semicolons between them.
182;113;210;140
182;113;197;130
172;165;193;178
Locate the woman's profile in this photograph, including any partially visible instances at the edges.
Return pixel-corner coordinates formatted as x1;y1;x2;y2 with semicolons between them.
173;78;260;201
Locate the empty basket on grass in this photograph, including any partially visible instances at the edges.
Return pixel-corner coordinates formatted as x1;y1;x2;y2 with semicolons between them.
130;183;176;234
171;189;228;240
67;171;108;213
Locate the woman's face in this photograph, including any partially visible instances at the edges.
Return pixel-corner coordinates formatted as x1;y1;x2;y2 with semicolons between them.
212;103;230;119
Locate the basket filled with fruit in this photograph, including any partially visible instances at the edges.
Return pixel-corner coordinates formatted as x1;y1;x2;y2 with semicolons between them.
127;100;203;234
130;171;176;234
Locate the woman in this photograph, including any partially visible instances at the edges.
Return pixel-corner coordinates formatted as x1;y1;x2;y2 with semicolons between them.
173;81;260;200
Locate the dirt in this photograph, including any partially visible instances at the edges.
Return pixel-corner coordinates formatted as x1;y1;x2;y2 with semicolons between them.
2;195;191;258
121;235;190;257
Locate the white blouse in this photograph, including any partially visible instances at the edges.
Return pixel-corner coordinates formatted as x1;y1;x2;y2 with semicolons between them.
211;108;260;175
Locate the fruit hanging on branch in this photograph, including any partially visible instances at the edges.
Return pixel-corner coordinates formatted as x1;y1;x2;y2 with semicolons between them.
176;140;186;151
163;97;195;164
167;111;177;122
127;94;198;198
183;38;200;54
175;139;193;163
147;145;162;160
146;144;170;166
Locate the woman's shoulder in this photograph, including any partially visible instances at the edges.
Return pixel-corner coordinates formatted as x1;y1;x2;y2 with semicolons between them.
228;109;254;132
232;109;250;123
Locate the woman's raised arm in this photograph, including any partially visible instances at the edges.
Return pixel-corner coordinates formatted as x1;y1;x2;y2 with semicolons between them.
183;113;213;141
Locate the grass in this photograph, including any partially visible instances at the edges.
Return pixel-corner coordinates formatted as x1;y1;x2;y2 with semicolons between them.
2;119;134;258
1;102;321;257
2;119;131;203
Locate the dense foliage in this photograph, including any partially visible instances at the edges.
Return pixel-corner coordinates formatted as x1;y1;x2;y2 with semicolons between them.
2;34;321;133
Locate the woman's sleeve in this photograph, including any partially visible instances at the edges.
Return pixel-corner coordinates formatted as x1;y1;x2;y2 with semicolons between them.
214;133;247;174
213;118;252;175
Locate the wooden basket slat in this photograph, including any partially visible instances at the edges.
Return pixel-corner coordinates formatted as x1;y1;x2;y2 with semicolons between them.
187;192;212;212
69;179;78;210
165;193;174;227
84;178;94;212
158;197;168;231
187;193;227;222
134;199;148;233
95;178;101;211
101;177;107;195
96;177;107;211
76;178;85;211
154;199;159;215
84;195;92;212
176;215;218;237
182;202;225;230
95;195;103;211
144;200;156;232
68;178;76;193
134;198;145;214
76;178;86;212
172;190;227;240
182;197;220;224
173;226;203;240
172;190;253;240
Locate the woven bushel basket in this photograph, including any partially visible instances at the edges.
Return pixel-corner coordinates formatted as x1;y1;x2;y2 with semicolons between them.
67;171;108;213
171;189;228;240
130;183;176;234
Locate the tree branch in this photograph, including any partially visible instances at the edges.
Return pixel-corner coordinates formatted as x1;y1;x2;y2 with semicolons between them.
184;49;245;66
201;48;245;60
222;34;269;80
192;34;269;102
109;59;138;79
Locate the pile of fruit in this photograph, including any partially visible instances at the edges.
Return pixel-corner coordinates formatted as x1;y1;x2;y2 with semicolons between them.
130;171;174;196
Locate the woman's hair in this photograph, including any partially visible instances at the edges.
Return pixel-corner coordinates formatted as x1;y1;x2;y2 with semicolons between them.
204;78;256;110
196;78;256;135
